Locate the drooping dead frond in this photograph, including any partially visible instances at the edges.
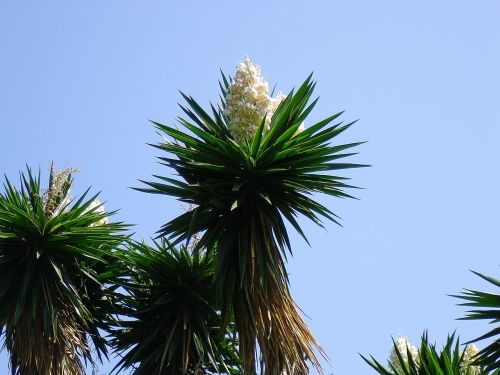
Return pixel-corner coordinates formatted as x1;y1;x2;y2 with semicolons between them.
4;305;89;375
227;212;327;375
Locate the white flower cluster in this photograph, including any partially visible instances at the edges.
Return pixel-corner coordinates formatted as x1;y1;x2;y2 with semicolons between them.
224;58;304;144
389;336;419;371
388;337;481;375
460;344;481;375
84;198;109;227
43;166;77;217
42;166;108;226
223;57;271;144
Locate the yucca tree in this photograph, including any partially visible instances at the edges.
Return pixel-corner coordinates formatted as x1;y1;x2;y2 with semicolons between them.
361;332;499;375
109;240;241;375
0;165;127;374
138;59;365;374
454;271;500;372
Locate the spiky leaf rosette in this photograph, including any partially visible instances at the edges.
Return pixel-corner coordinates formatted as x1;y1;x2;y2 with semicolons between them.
361;332;498;375
139;69;365;374
454;271;500;372
0;166;127;375
109;240;241;375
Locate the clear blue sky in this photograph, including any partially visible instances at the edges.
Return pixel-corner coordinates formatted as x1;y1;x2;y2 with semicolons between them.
1;1;499;374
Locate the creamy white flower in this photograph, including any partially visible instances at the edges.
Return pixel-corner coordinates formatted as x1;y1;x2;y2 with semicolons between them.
224;58;296;144
224;57;271;144
389;336;419;371
83;198;109;226
460;344;481;375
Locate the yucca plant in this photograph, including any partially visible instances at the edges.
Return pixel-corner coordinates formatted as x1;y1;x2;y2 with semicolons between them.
138;58;365;374
109;240;241;375
454;271;500;372
361;332;499;375
0;165;127;374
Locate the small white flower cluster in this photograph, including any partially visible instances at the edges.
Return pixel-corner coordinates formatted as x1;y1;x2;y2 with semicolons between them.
43;166;77;217
388;336;482;375
460;344;481;375
42;166;108;227
84;198;109;227
389;336;419;371
224;58;304;144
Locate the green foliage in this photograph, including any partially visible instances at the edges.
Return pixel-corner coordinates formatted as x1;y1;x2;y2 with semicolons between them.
454;271;500;371
138;72;364;374
361;332;498;375
109;240;241;375
0;166;127;374
140;73;364;262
